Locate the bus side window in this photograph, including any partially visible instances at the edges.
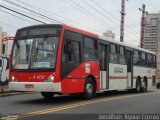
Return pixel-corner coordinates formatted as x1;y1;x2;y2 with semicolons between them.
153;55;156;68
133;50;140;65
147;54;152;67
151;55;156;68
109;44;118;63
119;46;126;64
141;52;147;66
83;37;97;60
62;40;80;63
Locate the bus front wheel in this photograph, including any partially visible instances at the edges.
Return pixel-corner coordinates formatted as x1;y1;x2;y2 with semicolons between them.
41;92;54;99
82;77;96;100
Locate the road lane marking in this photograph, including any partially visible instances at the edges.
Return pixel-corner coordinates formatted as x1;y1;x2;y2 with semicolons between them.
19;91;160;119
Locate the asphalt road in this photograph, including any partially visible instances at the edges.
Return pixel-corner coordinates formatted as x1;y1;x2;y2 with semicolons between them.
0;87;160;120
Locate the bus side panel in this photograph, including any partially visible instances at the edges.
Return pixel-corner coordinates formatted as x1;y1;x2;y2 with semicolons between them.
61;78;85;94
133;66;156;88
108;63;127;90
61;61;100;94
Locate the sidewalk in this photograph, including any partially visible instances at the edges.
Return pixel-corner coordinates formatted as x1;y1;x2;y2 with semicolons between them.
0;88;16;96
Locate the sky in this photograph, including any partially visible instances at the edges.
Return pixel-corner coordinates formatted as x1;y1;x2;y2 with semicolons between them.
0;0;160;46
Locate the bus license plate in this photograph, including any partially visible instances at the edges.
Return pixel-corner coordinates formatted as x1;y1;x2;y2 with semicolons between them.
25;84;34;88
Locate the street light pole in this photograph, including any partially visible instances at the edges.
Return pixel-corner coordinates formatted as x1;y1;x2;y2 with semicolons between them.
120;0;128;42
139;4;148;48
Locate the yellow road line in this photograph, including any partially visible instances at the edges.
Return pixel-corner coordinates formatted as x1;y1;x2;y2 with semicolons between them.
19;92;160;119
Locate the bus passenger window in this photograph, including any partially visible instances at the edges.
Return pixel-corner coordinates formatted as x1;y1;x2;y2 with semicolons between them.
83;37;97;60
141;52;147;66
119;46;126;64
150;55;156;68
62;40;80;63
133;50;140;65
153;55;156;68
147;54;152;67
110;44;118;63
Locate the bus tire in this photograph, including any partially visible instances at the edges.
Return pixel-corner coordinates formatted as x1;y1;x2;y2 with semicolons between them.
41;92;54;99
141;78;147;92
136;78;141;93
82;77;96;100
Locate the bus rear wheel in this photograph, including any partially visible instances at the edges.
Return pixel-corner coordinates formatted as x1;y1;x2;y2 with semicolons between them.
136;79;141;93
41;92;54;99
82;77;96;100
141;79;147;92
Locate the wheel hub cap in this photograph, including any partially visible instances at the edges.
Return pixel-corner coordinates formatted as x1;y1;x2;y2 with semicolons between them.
86;84;93;94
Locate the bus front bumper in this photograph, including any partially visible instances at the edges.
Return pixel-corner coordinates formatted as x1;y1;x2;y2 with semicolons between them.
9;82;61;92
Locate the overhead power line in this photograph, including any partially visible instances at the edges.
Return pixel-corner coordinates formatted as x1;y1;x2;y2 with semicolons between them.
0;8;36;24
2;0;62;24
90;0;140;36
64;0;107;30
68;0;140;42
81;0;120;27
1;0;141;43
69;0;116;30
14;0;71;24
9;0;103;33
90;0;120;20
0;4;46;24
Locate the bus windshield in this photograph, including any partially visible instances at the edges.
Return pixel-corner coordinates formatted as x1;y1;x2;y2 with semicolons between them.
12;37;59;70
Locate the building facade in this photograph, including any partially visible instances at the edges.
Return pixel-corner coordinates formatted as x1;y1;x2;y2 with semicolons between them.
144;13;160;52
103;30;115;40
144;13;160;80
0;26;7;56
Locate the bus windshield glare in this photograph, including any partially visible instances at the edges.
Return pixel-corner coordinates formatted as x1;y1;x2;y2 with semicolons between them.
12;37;59;69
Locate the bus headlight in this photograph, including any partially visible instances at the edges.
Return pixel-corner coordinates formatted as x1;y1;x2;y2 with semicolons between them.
44;74;54;82
11;76;17;82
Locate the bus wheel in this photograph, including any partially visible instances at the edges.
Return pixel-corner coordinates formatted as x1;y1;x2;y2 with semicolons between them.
141;79;147;92
136;79;141;93
83;77;95;100
41;92;54;99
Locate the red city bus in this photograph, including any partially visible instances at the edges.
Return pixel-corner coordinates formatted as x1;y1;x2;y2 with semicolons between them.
9;24;156;99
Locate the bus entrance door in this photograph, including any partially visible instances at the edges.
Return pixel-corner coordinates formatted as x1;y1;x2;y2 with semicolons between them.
126;50;133;88
99;44;109;90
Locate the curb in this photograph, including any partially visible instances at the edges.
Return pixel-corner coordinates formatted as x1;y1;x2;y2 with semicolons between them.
0;90;36;97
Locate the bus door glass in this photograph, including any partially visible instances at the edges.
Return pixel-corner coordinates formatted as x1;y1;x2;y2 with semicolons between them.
126;50;133;87
99;44;109;90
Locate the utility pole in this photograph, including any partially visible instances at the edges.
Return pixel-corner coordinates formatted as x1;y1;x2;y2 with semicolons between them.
139;4;148;48
120;0;128;42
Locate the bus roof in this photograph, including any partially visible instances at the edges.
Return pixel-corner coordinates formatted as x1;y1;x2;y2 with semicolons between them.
17;24;62;31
